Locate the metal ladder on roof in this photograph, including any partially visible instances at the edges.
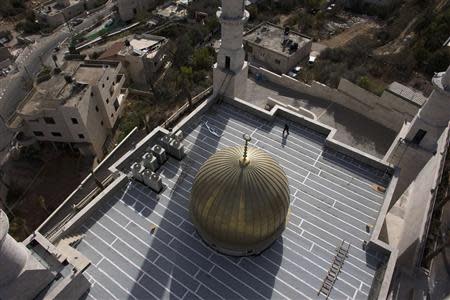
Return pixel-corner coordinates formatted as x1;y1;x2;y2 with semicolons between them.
318;240;350;299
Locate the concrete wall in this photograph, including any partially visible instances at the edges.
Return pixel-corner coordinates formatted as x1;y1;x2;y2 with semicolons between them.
21;108;77;143
249;65;421;132
60;104;90;143
394;126;450;271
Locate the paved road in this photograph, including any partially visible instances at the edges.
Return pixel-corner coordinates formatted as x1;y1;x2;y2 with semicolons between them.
0;1;115;151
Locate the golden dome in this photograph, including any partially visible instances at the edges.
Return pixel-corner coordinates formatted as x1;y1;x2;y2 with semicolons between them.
190;141;290;256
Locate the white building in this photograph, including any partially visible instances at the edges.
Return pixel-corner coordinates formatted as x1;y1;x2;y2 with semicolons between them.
99;34;168;86
8;60;128;158
244;22;312;74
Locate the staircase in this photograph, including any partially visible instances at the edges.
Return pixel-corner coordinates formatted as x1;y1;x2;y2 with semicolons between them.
318;240;350;299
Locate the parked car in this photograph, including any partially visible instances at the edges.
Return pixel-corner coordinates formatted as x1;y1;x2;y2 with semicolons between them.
308;53;318;65
69;18;83;26
288;66;302;78
104;18;114;27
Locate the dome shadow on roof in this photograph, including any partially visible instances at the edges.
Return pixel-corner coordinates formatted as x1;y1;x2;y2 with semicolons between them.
190;143;290;256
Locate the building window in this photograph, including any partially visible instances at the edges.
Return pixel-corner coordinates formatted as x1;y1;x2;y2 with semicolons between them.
33;131;44;137
51;132;62;137
71;118;78;124
113;99;119;111
225;56;231;70
91;92;94;97
78;134;85;139
106;98;109;104
107;76;109;81
275;59;281;65
95;106;99;112
100;121;104;126
102;84;105;88
412;129;427;145
111;113;114;118
44;117;55;124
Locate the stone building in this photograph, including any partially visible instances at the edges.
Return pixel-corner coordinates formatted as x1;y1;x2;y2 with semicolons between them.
244;22;312;74
99;34;168;87
36;0;102;26
117;0;155;21
8;60;128;158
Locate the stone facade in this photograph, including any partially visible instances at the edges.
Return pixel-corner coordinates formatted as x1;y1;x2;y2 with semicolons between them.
9;60;128;158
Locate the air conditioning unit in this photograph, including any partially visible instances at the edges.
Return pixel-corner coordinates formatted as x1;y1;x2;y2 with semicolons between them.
159;134;172;149
142;170;163;193
130;162;144;181
141;152;159;171
151;144;167;165
168;139;185;160
173;130;183;142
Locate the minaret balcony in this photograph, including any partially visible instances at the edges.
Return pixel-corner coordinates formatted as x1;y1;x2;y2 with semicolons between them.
217;10;249;25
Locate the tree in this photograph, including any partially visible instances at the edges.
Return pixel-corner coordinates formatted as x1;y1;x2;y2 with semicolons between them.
425;49;450;74
192;47;213;70
173;36;194;68
357;76;370;90
178;66;193;107
15;11;42;34
37;195;49;213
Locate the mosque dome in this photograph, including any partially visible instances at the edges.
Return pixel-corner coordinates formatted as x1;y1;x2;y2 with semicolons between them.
190;136;290;256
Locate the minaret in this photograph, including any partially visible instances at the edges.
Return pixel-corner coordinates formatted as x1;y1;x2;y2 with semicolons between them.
0;210;51;299
404;66;450;151
213;0;249;100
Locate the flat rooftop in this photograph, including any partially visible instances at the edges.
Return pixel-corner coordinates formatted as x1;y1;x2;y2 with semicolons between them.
246;75;397;158
120;35;167;59
70;102;392;300
74;65;106;86
244;23;311;57
17;60;119;116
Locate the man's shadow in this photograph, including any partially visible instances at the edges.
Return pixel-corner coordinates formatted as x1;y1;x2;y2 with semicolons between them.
281;124;289;148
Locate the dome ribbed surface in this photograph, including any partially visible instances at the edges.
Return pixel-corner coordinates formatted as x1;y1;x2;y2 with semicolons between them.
190;146;290;256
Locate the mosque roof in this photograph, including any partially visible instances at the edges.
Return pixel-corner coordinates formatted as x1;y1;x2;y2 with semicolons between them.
59;101;393;300
190;144;290;256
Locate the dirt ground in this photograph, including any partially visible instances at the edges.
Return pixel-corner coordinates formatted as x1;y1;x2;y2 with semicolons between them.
322;19;380;48
4;146;92;241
